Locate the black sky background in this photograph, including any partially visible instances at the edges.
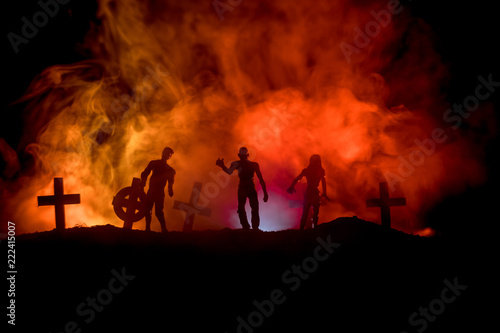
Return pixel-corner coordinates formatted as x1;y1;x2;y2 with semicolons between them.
2;0;499;235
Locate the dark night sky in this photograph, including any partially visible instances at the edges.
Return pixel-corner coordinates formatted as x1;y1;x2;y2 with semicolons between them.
2;0;499;234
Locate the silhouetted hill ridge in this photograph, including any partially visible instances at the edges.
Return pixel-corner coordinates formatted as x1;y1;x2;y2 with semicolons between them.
10;217;484;333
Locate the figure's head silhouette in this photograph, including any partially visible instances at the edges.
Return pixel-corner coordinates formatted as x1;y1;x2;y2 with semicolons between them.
162;147;174;161
308;154;323;170
238;147;249;160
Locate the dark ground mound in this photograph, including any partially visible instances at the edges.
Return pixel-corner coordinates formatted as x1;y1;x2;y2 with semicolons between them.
7;217;493;332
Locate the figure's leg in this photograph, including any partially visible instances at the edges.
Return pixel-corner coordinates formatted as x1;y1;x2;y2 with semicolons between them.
299;201;311;230
300;192;316;230
154;195;167;233
145;191;154;231
311;190;321;228
237;188;250;229
312;201;320;228
248;188;260;230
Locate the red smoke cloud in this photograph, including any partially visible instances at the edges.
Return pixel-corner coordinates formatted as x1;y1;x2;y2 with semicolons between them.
1;0;494;233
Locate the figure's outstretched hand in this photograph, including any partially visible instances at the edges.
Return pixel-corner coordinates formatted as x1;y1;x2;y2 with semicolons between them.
216;158;225;168
168;189;174;197
263;192;269;203
321;194;330;201
286;186;295;194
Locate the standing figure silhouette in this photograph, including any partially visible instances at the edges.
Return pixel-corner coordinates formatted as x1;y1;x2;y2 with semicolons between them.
287;154;328;230
216;147;269;230
140;147;175;233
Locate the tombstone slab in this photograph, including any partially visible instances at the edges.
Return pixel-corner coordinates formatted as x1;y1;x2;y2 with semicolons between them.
173;182;211;232
112;178;148;229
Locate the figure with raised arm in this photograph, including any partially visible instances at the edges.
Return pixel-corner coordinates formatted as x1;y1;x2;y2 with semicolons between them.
216;147;268;230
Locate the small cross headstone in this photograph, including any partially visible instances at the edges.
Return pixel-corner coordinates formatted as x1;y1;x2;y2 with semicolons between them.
366;182;406;228
37;177;81;231
173;182;211;232
112;177;148;229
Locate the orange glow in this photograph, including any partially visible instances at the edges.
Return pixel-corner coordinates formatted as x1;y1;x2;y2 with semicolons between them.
3;0;492;234
414;227;437;237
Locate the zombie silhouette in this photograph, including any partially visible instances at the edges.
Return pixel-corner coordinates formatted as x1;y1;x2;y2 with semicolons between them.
287;154;329;230
140;147;175;233
216;147;268;230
